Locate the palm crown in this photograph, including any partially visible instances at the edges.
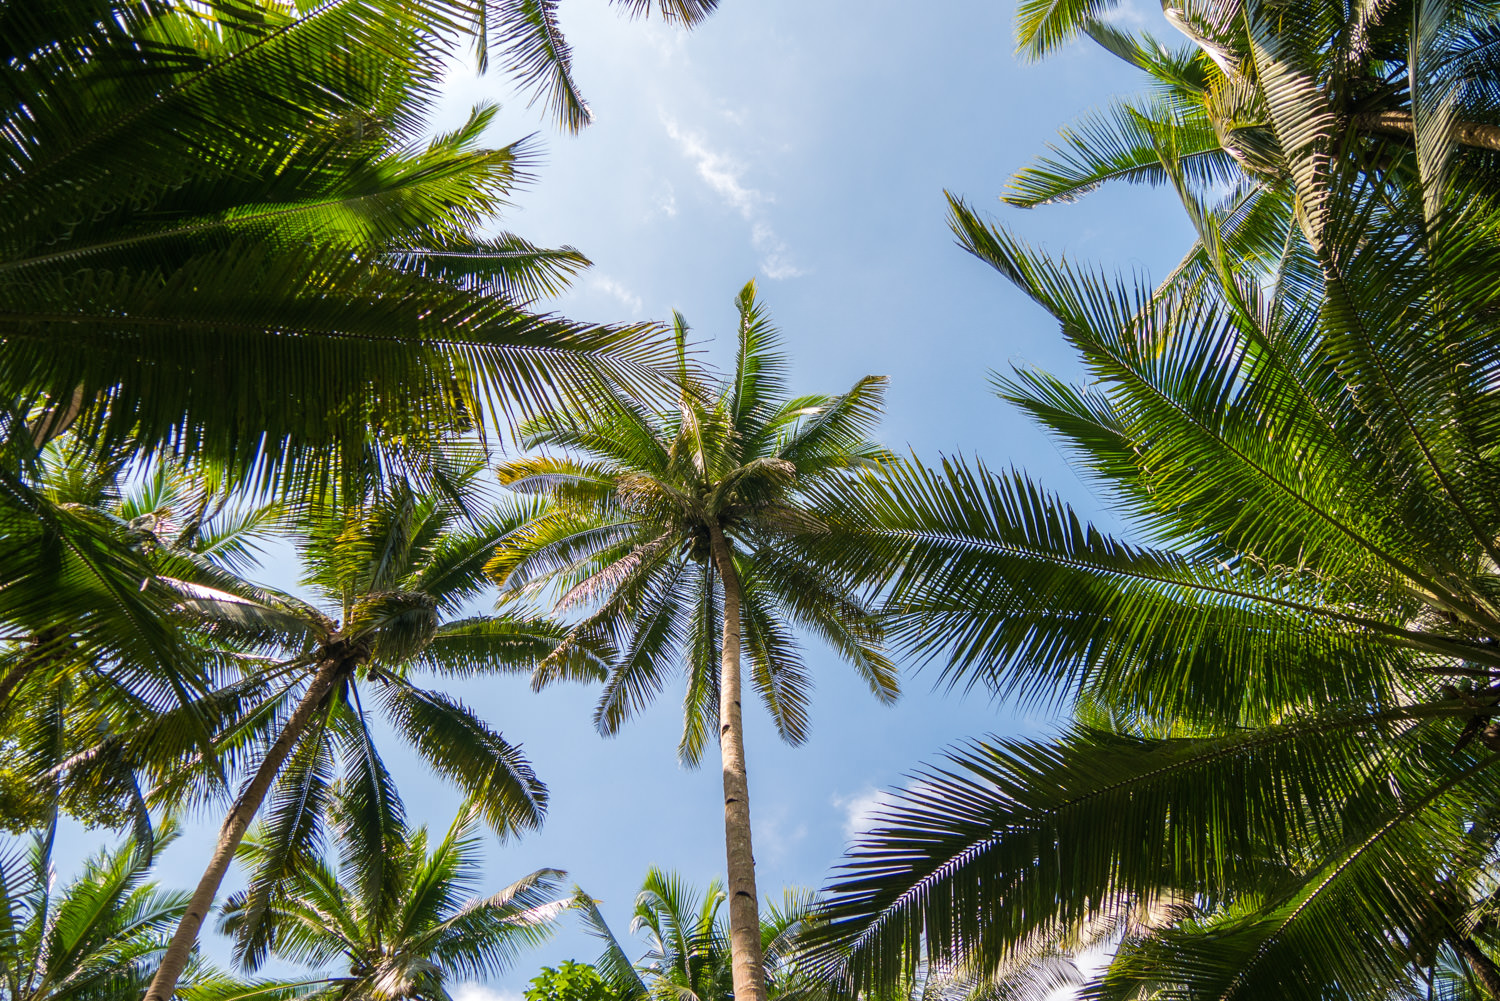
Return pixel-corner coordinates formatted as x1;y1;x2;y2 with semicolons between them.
1005;0;1500;313
145;469;603;1001
221;795;568;1001
488;281;898;762
487;280;899;1001
573;869;821;1001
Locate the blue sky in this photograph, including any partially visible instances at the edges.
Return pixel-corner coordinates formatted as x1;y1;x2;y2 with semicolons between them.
55;0;1197;994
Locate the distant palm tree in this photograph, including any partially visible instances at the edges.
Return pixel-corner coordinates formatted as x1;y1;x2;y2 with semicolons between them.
220;796;568;1001
487;282;899;1001
572;869;821;1001
0;821;247;1001
146;469;607;1001
574;871;1083;1001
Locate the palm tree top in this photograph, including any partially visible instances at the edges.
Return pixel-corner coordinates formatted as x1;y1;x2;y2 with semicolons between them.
485;280;899;766
494;279;892;563
572;868;824;1001
222;796;568;1000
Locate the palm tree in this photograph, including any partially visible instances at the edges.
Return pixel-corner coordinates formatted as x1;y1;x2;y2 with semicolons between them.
0;0;684;810
1010;0;1500;189
575;871;1080;1001
0;444;287;840
486;281;900;1001
572;869;822;1001
144;468;608;1001
1003;0;1500;301
0;820;253;1001
0;0;687;496
800;98;1500;1001
219;793;568;1001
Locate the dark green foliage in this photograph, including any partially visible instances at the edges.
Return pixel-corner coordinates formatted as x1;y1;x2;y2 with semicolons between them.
526;960;623;1001
0;0;680;498
222;794;568;997
803;5;1500;999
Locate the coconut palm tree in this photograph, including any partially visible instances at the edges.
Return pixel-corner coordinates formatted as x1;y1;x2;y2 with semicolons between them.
0;444;288;840
800;114;1500;1001
0;820;256;1001
1003;0;1500;303
571;869;824;1001
0;0;687;497
219;794;568;1001
486;281;900;1001
144;468;608;1001
572;872;1069;1001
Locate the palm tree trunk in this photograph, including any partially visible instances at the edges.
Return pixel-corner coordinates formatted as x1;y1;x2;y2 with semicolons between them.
143;654;347;1001
28;386;87;449
1454;935;1500;999
1353;110;1500;152
707;522;768;1001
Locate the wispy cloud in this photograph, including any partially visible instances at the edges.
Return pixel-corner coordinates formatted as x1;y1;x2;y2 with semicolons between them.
591;276;644;315
656;182;678;218
1102;0;1153;28
661;115;804;280
831;787;895;841
755;805;809;864
663;117;764;219
752;221;805;280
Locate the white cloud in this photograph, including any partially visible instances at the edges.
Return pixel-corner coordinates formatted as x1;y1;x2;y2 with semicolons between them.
453;984;523;1001
636;21;689;61
1102;0;1153;28
591;276;644;315
831;787;895;841
656;182;678;218
661;115;804;280
662;116;764;219
751;221;806;280
759;254;804;280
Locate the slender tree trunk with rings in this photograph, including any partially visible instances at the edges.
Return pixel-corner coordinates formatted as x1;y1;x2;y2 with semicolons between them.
708;521;768;1001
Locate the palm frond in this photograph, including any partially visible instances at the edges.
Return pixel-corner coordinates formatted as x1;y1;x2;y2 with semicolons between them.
379;677;547;836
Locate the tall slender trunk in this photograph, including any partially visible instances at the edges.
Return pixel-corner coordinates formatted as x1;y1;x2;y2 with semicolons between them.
28;386;87;450
1453;935;1500;999
707;522;768;1001
1353;110;1500;152
143;654;348;1001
